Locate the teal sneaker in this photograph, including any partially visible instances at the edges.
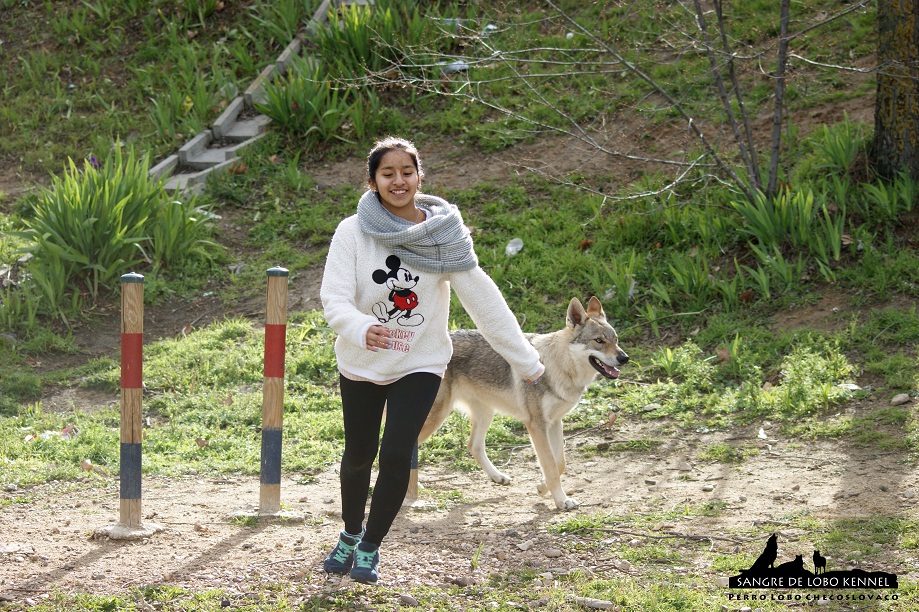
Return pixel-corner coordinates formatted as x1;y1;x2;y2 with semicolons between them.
350;541;380;584
323;530;362;574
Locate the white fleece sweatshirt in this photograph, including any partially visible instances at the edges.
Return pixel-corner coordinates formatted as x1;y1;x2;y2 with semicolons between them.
320;214;544;383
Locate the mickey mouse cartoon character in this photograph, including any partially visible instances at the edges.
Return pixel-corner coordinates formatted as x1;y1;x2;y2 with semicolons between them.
371;255;424;327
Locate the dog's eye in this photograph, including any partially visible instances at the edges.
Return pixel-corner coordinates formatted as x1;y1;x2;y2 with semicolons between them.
594;337;605;344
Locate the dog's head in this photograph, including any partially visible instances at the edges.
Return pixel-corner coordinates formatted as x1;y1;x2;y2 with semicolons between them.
567;296;628;379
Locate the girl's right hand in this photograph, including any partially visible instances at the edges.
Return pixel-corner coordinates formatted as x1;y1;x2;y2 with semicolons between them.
365;324;392;352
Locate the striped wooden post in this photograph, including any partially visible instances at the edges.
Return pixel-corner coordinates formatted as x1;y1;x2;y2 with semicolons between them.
95;273;162;539
259;266;288;515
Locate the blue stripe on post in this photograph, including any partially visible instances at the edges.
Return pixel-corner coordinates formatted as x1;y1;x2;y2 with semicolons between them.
260;428;283;485
120;442;142;500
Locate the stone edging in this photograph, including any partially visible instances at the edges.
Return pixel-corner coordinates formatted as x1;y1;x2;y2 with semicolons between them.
154;0;340;195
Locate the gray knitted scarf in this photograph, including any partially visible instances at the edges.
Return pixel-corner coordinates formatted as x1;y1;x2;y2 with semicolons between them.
357;190;478;273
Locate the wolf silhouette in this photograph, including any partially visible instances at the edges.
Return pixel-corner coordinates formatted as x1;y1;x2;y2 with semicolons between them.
776;554;805;573
747;533;778;571
813;550;827;575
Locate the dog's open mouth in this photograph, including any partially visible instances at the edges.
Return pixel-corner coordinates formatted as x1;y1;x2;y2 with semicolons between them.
590;356;620;379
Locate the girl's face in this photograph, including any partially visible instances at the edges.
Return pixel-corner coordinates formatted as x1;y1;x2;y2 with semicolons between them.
370;149;420;221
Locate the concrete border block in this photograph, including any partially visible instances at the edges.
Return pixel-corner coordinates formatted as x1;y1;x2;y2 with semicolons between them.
212;97;245;140
303;0;333;39
148;154;178;181
275;38;302;75
244;64;276;107
222;132;268;160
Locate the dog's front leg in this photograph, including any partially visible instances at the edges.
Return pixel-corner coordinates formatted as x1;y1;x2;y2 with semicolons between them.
526;422;578;510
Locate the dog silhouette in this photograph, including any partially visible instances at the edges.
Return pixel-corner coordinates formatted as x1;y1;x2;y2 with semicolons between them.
776;554;805;573
747;533;778;571
813;550;827;575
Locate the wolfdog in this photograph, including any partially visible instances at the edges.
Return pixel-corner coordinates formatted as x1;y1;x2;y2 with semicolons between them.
418;296;627;510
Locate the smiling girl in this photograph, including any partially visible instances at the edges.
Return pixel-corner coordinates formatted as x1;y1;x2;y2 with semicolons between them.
318;136;543;584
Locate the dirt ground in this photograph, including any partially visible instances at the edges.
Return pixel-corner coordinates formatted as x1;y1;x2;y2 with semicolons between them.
1;401;916;608
3;94;917;609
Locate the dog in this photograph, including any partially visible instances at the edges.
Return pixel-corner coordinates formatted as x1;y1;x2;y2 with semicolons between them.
417;296;628;510
746;533;779;572
813;549;827;574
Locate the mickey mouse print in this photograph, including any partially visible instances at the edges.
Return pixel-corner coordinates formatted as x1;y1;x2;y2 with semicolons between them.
370;255;424;327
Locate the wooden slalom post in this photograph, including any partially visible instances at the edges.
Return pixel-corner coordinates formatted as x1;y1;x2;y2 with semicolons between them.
95;272;163;539
259;266;289;516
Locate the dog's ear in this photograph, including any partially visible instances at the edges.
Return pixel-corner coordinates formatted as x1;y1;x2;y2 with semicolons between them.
566;297;587;327
586;296;606;319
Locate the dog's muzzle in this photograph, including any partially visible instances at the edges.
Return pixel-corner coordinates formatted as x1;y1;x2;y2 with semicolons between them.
590;351;628;379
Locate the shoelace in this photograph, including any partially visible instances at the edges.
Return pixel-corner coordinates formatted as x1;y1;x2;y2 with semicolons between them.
332;542;355;562
354;549;376;567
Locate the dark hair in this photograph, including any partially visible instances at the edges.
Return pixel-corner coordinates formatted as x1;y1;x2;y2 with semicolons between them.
367;136;424;184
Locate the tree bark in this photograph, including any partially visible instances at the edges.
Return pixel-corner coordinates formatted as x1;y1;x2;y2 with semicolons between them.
873;0;919;180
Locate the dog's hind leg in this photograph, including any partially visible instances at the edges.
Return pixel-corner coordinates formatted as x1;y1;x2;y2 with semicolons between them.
467;403;512;485
527;421;577;510
418;388;454;444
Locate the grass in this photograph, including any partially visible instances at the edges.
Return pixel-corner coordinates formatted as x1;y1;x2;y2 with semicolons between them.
1;0;918;609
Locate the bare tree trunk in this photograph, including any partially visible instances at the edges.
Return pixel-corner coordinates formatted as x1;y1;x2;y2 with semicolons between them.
766;0;790;197
873;0;919;180
693;0;762;193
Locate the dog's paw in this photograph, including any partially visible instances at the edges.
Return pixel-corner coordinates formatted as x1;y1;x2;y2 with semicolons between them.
557;497;579;511
490;472;512;485
536;482;552;498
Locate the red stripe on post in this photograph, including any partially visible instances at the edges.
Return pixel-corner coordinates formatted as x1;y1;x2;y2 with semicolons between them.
264;324;287;378
121;333;143;389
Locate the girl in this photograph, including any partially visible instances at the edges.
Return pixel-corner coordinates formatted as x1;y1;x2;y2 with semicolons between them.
319;136;543;584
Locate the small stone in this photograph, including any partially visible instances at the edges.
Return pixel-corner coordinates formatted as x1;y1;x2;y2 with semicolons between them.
891;393;911;406
505;529;520;538
618;560;631;572
738;495;747;502
539;572;554;581
677;462;692;471
517;540;534;551
791;484;800;491
645;479;657;486
643;403;662;412
715;576;729;587
399;594;419;607
702;484;715;492
544;548;563;558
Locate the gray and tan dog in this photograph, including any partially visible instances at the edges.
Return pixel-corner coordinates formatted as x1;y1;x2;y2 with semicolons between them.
418;296;627;510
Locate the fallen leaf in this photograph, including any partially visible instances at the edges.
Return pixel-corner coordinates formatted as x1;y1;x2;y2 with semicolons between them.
230;160;248;174
578;238;593;250
739;289;755;303
716;347;730;362
196;437;210;448
268;155;283;165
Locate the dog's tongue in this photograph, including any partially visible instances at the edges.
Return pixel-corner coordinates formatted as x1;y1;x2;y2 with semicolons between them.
601;362;620;379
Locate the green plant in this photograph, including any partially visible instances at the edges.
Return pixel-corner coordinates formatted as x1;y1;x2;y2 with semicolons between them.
16;150;156;308
813;114;864;175
149;200;219;271
255;57;355;144
731;189;819;251
248;0;313;44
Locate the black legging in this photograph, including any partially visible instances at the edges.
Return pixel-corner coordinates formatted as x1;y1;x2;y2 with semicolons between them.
338;372;441;546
